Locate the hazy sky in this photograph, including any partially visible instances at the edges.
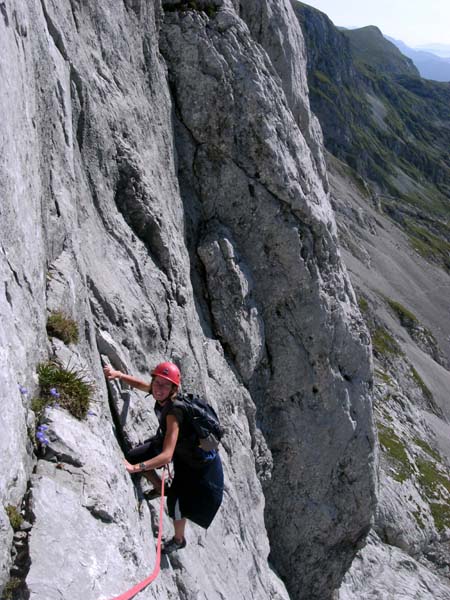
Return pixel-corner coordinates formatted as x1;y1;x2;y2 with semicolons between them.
300;1;450;47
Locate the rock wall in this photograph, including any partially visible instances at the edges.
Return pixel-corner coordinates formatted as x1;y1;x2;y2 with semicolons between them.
0;1;375;599
329;153;450;598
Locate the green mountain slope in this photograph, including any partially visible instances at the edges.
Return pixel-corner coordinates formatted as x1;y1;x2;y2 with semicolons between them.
342;26;419;78
292;2;450;272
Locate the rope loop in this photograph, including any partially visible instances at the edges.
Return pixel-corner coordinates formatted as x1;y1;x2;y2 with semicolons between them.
107;466;167;600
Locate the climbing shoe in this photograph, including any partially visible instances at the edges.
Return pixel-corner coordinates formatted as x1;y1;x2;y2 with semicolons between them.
161;536;187;554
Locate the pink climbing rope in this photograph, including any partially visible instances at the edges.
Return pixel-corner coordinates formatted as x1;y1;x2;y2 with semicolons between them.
108;468;167;600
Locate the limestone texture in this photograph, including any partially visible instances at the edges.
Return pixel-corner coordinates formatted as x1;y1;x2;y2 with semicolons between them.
1;2;375;599
329;156;450;598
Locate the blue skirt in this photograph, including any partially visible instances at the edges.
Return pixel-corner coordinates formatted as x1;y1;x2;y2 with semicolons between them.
127;440;224;529
168;453;224;529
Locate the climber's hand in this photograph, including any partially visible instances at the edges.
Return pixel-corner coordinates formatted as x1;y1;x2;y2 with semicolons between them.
124;459;138;474
103;364;121;380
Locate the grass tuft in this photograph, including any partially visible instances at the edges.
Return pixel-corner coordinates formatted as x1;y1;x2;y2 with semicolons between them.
372;326;403;358
385;298;418;328
5;505;23;531
2;578;21;600
46;311;79;345
30;397;51;418
35;361;93;419
358;295;369;314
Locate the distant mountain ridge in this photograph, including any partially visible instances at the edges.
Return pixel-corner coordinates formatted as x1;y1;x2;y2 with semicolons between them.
386;36;450;82
415;42;450;58
292;1;450;266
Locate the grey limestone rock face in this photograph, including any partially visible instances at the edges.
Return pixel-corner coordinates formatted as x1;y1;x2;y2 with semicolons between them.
340;531;450;600
1;1;375;599
329;158;450;598
161;4;375;598
239;0;328;187
198;231;265;382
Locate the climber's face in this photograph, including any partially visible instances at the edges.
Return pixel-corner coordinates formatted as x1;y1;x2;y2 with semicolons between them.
152;376;174;403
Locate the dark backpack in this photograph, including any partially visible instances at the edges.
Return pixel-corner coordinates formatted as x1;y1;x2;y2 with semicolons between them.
174;393;223;451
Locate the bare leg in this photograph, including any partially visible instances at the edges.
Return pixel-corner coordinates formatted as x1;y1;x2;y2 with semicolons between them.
162;517;187;553
174;518;186;542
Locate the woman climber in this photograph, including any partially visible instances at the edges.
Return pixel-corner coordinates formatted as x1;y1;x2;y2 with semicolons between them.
103;361;224;554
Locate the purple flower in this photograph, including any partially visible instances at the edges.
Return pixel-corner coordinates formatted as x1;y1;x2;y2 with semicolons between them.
36;427;49;444
18;386;28;395
49;388;60;398
87;410;95;416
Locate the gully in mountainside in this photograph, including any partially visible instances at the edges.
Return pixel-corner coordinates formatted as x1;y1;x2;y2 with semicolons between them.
103;361;224;554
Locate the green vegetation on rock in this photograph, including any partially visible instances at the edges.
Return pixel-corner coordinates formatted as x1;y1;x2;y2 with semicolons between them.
410;366;433;401
382;296;443;370
5;504;23;531
357;295;369;314
46;311;79;345
414;437;441;462
416;458;450;531
385;298;418;328
430;503;450;532
374;368;392;385
417;459;450;496
294;2;450;275
377;424;413;483
33;361;93;419
372;326;403;358
342;26;419;78
405;222;450;272
2;578;21;600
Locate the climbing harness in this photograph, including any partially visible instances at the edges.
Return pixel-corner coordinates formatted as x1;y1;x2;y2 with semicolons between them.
107;466;167;600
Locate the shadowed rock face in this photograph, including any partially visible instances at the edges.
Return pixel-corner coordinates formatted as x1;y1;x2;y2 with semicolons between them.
1;1;375;599
162;2;375;598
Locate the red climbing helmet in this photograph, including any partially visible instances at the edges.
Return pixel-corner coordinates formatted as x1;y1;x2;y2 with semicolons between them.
151;361;181;386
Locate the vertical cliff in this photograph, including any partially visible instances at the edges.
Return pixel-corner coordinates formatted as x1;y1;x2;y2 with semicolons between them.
0;1;375;599
292;2;450;597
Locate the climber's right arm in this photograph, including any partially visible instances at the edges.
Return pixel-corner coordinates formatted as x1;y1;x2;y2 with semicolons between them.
103;364;150;392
